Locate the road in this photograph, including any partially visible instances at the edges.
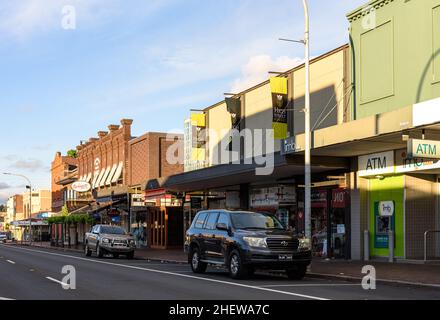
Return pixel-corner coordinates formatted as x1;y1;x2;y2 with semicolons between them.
0;244;439;300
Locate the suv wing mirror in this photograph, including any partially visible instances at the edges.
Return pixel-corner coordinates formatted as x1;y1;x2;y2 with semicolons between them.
216;223;229;231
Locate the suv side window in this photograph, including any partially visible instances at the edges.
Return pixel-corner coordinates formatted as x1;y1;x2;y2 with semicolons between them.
195;212;208;229
204;212;219;230
217;213;230;228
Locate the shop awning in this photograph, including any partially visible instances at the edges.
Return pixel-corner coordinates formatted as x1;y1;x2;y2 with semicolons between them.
105;164;117;186
94;168;106;189
99;166;112;187
144;152;349;193
11;219;48;227
111;162;124;184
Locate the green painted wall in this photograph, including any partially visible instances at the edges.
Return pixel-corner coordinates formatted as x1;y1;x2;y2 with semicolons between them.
348;0;440;119
369;175;405;258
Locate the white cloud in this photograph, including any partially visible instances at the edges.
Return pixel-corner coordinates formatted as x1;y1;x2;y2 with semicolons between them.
231;55;302;93
0;183;11;190
0;0;177;40
10;159;46;171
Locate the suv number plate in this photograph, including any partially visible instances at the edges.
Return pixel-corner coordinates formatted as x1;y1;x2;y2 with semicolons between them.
278;254;293;261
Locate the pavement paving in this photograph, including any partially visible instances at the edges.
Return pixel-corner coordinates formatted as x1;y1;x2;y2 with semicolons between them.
1;243;440;300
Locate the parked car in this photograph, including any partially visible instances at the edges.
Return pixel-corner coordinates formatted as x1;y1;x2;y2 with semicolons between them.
84;225;136;259
185;210;312;280
0;233;7;243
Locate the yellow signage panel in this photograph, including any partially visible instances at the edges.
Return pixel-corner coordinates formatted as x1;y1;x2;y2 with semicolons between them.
191;113;206;127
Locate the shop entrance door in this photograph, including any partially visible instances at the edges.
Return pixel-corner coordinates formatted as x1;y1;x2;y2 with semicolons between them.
310;188;350;259
148;207;166;249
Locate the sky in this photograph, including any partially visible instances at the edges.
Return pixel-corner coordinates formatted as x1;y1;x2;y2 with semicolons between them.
0;0;367;204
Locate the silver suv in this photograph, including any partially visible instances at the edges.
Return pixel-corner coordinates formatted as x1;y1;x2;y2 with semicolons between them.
85;225;136;259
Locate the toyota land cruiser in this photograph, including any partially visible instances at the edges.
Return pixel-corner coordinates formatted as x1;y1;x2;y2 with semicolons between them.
185;210;312;280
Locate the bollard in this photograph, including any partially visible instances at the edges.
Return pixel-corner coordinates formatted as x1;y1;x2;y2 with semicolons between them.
364;230;370;261
388;230;394;263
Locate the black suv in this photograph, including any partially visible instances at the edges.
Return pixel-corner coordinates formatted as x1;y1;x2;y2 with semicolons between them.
185;210;312;280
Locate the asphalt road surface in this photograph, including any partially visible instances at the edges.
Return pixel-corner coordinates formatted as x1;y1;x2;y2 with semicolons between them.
0;244;439;300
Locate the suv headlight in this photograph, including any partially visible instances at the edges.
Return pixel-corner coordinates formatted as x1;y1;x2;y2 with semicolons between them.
102;238;110;244
298;237;311;250
129;239;135;245
243;237;267;248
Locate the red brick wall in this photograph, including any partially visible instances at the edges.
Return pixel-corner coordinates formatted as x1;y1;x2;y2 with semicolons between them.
76;119;132;188
128;132;183;187
51;152;77;212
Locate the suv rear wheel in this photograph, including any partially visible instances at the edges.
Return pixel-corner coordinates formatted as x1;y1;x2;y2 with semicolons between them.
286;264;307;280
229;250;248;279
190;247;207;273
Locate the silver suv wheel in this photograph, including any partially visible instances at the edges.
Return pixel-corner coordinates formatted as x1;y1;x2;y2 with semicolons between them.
192;251;199;269
230;254;239;275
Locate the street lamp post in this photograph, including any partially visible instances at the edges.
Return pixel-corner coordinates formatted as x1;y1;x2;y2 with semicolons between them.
3;173;33;245
302;0;312;239
280;1;311;238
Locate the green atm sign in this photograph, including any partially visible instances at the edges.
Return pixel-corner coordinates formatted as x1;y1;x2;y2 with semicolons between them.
407;139;440;159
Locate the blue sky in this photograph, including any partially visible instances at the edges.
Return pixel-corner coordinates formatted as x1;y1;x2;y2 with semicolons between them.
0;0;366;203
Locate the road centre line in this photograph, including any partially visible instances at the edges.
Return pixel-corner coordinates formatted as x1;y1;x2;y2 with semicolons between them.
46;277;68;287
0;245;329;301
6;260;15;264
259;283;361;288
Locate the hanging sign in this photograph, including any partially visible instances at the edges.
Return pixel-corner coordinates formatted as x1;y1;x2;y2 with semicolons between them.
72;181;91;193
407;139;440;159
358;151;394;177
270;77;288;140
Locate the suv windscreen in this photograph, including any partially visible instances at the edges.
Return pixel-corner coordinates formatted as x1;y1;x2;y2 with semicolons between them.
100;226;126;235
230;212;285;230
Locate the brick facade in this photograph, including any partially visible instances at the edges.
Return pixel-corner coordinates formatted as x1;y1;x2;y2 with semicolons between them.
76;119;183;193
128;132;184;187
76;119;133;193
51;152;78;212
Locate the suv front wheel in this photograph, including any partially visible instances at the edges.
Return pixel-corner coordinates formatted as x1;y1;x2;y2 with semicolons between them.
190;247;207;273
229;249;249;279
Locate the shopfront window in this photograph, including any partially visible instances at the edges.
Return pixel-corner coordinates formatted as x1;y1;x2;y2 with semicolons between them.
298;188;349;259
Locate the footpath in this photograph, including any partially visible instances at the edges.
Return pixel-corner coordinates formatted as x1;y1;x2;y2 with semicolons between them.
13;241;440;289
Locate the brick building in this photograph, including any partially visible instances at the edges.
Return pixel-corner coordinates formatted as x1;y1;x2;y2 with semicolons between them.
75;119;184;238
51;151;78;213
128;132;184;188
5;195;24;239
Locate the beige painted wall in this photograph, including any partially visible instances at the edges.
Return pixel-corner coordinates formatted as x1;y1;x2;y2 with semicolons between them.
207;102;231;166
293;49;346;133
203;46;348;167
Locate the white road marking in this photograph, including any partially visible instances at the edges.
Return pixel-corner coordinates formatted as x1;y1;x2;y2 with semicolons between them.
0;245;329;301
259;283;361;288
6;260;15;264
46;277;68;287
0;297;15;300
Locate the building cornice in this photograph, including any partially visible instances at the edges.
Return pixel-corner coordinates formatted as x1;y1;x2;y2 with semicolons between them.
347;0;395;22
